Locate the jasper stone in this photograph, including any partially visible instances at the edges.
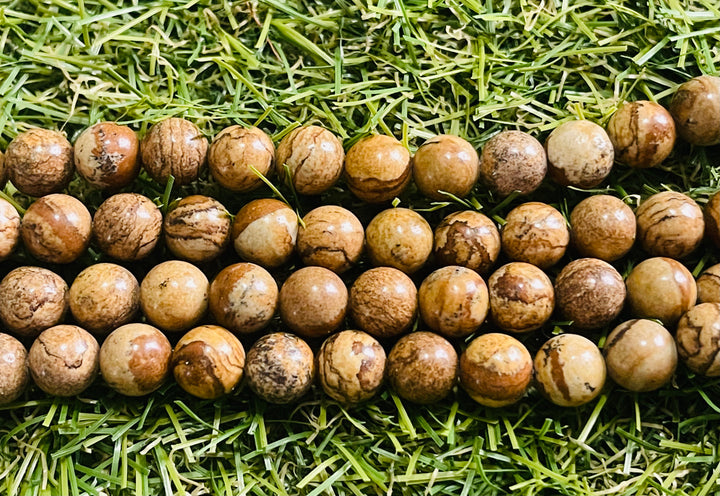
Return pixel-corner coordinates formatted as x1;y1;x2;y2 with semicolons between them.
636;191;704;259
676;303;720;377
488;262;554;333
433;210;500;274
413;134;479;200
344;135;411;203
297;205;364;274
670;75;720;146
74;122;140;189
570;195;636;262
93;193;162;262
545;120;614;189
0;198;21;261
607;100;676;168
479;130;546;196
164;195;231;263
232;199;298;268
0;333;29;405
366;207;433;274
209;126;275;192
6;128;74;197
141;117;207;185
501;202;569;269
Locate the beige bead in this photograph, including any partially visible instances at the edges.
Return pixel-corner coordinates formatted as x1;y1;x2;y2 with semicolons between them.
231;199;298;268
501;202;569;269
6;128;74;197
0;198;20;261
607;101;676;168
74;122;140;189
366;207;433;274
141;117;208;185
545;120;614;189
276;125;344;195
570;195;636;262
297;205;364;273
670;75;720;146
413;134;479;200
164;195;231;263
676;303;720;377
93;193;162;262
488;262;554;333
697;264;720;304
344;135;411;203
636;191;704;259
208;126;275;192
0;333;29;405
479;130;546;196
433;210;500;274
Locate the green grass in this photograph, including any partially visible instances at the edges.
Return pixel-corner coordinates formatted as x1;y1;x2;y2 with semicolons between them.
1;0;720;495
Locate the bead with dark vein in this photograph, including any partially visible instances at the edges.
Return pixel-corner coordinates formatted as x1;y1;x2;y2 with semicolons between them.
0;198;20;261
208;125;274;192
433;210;500;274
164;195;231;263
606;100;676;168
297;205;364;274
365;207;432;274
479;130;546;197
6;128;74;197
141;117;207;186
636;191;703;259
670;75;720;146
488;262;554;334
676;303;720;377
344;134;411;203
231;198;298;268
545;120;614;189
501;202;569;269
570;195;636;262
74;121;140;189
93;193;162;262
0;333;29;405
413;134;479;200
697;264;720;304
276;125;344;195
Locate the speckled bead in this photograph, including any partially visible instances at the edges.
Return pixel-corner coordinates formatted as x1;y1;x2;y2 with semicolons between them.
297;205;364;274
636;191;704;259
488;262;554;333
0;333;29;405
74;122;140;189
607;101;676;168
703;191;720;249
697;264;720;304
676;303;720;377
317;330;386;404
231;199;298;268
670;75;720;146
460;333;533;407
479;130;546;196
534;333;606;407
208;126;275;192
604;319;677;392
387;332;458;404
164;195;231;263
545;120;614;189
344;135;411;203
433;210;500;274
501;202;569;269
276;125;345;195
245;332;314;404
570;195;636;262
413;134;479;200
0;198;21;261
6;128;74;197
365;208;433;274
141;117;208;185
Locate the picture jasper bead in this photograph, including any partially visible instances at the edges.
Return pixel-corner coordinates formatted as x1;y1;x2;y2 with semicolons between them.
141;117;208;185
172;325;246;399
554;258;625;330
0;198;20;261
501;202;569;269
209;126;275;192
231;199;298;268
697;264;720;304
245;332;314;404
703;191;720;249
349;267;417;339
545;120;614;189
488;262;554;333
412;134;479;200
460;333;533;407
604;319;677;392
570;195;636;262
93;193;162;262
676;303;720;377
0;333;29;405
344;134;411;203
0;150;5;187
296;205;364;274
479;130;546;197
164;195;231;263
387;332;457;404
636;191;704;259
534;334;606;407
21;194;92;264
317;330;386;405
6;128;74;197
433;210;500;274
276;125;344;195
365;207;433;274
74;122;140;189
100;323;172;396
670;75;720;146
606;100;676;168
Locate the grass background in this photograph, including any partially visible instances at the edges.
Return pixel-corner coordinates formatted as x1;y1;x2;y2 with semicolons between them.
1;0;720;495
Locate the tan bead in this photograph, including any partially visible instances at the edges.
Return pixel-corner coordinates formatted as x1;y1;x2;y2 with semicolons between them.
366;208;432;274
433;210;500;274
697;264;720;304
172;325;246;399
208;126;275;192
209;263;278;334
0;333;29;405
100;323;171;396
74;122;140;189
164;195;231;263
460;333;533;407
413;134;479;200
479;130;546;196
607;101;676;168
0;198;20;261
534;333;605;407
488;262;554;333
231;199;298;268
344;135;411;203
570;195;636;261
317;330;386;404
21;194;92;264
704;191;720;249
636;191;704;259
6;128;74;197
141;117;207;185
93;193;162;261
670;75;720;146
604;319;677;392
545;120;614;189
276;125;344;195
676;303;720;377
297;205;364;274
501;202;569;269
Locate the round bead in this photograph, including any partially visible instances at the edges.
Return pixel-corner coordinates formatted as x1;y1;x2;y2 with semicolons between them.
488;262;554;333
365;207;433;274
74;122;140;189
231;199;298;268
6;128;74;197
0;198;21;261
501;202;569;269
0;333;29;405
676;303;720;377
433;210;500;274
344;135;411;203
413;134;479;200
669;75;720;146
545;120;614;189
570;195;636;262
276;125;344;195
703;191;720;249
479;130;546;196
296;205;364;274
636;191;704;259
208;126;275;192
93;193;162;261
140;117;207;185
606;101;676;168
164;195;231;263
697;264;720;304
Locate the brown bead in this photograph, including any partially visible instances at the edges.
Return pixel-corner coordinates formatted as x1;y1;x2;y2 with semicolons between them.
349;267;417;339
570;195;636;262
604;319;677;392
676;303;720;377
28;325;99;397
344;135;411;203
554;258;625;330
172;325;245;399
488;262;554;333
0;149;5;188
164;195;231;263
297;205;364;274
669;75;720;146
6;128;74;197
245;332;314;404
208;126;275;192
413;134;479;200
534;333;605;407
479;130;546;196
636;191;704;259
209;263;278;334
607;101;676;168
697;264;720;304
0;333;29;405
0;266;68;338
74;122;140;189
100;323;172;396
704;191;720;249
141;117;207;185
366;208;433;274
387;332;457;404
501;202;569;269
460;333;533;407
433;210;500;274
279;266;347;338
545;120;614;189
276;125;344;195
21;194;92;264
93;193;162;261
317;330;386;404
0;198;20;261
231;199;298;268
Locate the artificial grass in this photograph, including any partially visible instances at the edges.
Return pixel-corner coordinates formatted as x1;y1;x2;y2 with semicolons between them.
1;0;720;495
